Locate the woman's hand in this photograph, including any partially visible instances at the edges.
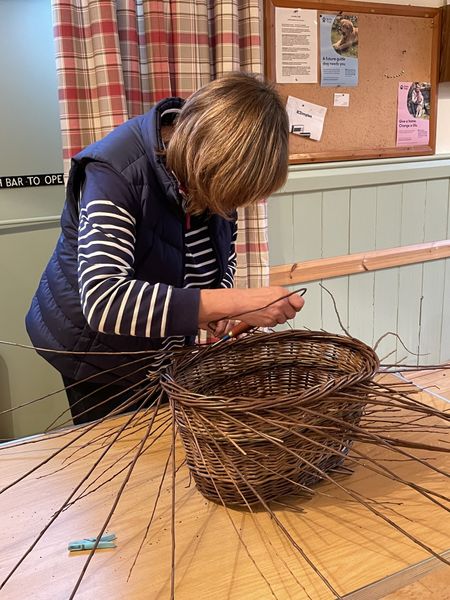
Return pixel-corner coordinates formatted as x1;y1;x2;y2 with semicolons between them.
236;288;304;327
199;287;305;330
207;319;233;338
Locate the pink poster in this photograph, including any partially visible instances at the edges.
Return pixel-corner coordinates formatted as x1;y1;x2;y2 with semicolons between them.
396;82;431;146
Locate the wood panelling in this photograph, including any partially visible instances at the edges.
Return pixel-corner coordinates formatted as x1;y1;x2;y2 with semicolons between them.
269;162;450;365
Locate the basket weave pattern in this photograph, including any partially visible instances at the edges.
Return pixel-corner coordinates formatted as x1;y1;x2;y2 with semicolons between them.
163;331;379;506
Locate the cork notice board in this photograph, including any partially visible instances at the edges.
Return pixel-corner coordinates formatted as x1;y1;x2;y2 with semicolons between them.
264;1;441;164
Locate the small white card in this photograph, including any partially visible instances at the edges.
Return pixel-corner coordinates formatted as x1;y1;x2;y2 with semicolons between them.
334;93;350;107
286;95;327;141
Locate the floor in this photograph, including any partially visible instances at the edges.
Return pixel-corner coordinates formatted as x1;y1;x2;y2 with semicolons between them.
383;565;450;600
383;367;450;600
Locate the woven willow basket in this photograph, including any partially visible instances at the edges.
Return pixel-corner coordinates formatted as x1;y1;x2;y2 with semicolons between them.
162;330;379;507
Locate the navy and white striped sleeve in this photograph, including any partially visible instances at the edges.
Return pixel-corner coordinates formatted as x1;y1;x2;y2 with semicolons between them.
220;222;238;289
77;162;200;338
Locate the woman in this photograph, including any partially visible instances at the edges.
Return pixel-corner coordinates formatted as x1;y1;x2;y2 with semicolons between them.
26;72;304;424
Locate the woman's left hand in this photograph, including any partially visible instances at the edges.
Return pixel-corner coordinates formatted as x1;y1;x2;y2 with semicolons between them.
207;319;233;338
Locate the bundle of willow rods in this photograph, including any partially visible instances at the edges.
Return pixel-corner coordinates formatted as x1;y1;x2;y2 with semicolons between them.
162;330;380;506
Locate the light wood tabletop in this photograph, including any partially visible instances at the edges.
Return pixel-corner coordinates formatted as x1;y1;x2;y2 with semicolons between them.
0;375;448;600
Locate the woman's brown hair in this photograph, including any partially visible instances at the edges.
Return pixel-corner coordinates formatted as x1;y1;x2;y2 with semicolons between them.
166;72;289;218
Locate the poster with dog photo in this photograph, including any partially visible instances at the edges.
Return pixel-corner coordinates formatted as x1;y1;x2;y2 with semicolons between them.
320;14;358;87
396;82;431;146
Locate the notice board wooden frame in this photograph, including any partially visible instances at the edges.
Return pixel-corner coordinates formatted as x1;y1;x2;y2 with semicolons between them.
264;1;441;164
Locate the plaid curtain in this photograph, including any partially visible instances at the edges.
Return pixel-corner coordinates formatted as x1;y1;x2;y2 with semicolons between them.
52;0;267;291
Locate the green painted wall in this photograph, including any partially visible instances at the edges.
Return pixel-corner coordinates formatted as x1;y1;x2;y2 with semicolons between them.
0;1;68;439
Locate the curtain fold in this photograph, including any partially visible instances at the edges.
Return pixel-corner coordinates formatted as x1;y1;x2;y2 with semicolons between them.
52;0;268;290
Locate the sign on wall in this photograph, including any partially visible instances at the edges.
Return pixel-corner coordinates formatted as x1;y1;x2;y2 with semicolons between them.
0;173;64;189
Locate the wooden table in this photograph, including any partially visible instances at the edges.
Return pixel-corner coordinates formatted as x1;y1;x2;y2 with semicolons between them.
0;376;449;599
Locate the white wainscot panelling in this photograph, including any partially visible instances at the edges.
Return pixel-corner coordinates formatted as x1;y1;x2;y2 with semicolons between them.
268;157;450;366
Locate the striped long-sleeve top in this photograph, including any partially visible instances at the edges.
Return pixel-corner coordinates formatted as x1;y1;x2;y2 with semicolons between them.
78;163;237;367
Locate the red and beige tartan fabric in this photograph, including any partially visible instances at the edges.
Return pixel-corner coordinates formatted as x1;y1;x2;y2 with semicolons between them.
52;0;268;318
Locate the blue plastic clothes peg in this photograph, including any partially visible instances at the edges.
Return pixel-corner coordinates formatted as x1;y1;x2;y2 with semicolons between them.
68;532;117;552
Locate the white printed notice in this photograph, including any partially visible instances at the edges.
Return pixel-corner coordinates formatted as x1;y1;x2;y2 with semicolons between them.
275;8;318;83
320;14;358;87
396;82;431;146
286;96;327;141
334;93;350;107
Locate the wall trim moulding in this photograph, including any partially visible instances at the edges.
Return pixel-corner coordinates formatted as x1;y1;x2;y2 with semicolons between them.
276;154;450;195
0;216;60;231
270;240;450;286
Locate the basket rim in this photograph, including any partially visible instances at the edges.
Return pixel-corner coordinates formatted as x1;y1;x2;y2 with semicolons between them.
162;330;379;411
